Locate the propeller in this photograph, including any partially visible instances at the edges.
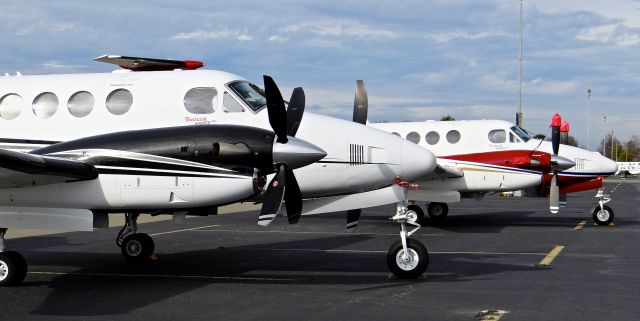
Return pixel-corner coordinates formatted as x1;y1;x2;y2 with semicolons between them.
549;114;562;214
258;76;319;226
559;121;570;207
342;80;369;231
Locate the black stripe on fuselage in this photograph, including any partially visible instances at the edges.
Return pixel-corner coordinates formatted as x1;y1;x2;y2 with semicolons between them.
318;160;397;165
0;138;61;145
95;166;252;178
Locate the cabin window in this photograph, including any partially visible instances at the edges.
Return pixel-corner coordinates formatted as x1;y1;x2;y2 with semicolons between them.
184;87;217;114
68;91;94;118
488;129;506;143
391;132;401;137
106;88;133;115
446;130;461;144
223;92;244;112
406;131;420;144
0;93;23;120
32;92;58;119
425;131;440;145
509;132;521;143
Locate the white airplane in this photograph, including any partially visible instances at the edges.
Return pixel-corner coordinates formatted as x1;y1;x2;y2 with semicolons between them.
351;81;618;226
0;55;437;286
615;162;640;177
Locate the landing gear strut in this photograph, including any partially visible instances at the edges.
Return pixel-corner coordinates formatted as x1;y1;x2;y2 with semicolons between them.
0;228;27;286
117;213;155;261
592;189;614;226
387;199;428;279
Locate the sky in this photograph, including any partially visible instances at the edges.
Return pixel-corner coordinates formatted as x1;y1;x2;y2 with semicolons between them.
1;0;639;150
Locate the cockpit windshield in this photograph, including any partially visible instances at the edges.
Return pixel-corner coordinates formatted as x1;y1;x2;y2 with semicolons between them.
226;81;267;112
510;126;533;142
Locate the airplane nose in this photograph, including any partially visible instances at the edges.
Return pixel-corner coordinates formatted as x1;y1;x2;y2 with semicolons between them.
400;140;436;181
602;156;618;175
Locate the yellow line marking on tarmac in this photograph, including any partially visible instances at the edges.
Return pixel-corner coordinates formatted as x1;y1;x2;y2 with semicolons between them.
475;309;509;321
537;245;565;266
149;224;221;236
27;271;300;282
574;220;587;230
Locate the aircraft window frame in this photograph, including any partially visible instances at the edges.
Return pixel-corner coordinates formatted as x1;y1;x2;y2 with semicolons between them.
0;93;23;120
223;92;245;113
67;91;94;118
425;131;440;145
183;87;218;115
406;131;421;144
446;130;461;144
226;81;267;113
510;126;532;142
32;92;59;119
106;88;133;115
488;129;506;144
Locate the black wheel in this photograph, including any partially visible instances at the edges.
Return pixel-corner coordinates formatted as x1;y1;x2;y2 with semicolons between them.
121;233;155;261
406;205;425;225
427;202;449;221
0;251;27;286
387;238;428;279
592;205;614;226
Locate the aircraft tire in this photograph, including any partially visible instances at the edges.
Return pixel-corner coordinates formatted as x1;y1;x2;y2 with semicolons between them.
121;233;155;261
406;205;425;225
592;205;614;226
427;202;449;221
387;238;428;279
0;251;27;286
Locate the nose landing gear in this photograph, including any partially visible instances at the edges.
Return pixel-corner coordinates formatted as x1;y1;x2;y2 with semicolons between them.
387;198;428;279
592;189;614;226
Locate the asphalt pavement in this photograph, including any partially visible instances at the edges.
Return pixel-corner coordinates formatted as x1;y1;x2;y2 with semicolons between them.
1;179;638;320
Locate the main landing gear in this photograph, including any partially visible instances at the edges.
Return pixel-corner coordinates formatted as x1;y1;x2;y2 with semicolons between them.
387;200;428;279
406;202;449;225
0;228;27;287
117;213;155;261
592;189;614;226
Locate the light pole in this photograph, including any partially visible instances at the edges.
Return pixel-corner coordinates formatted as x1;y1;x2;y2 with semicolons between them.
516;0;524;127
587;88;591;150
603;116;606;157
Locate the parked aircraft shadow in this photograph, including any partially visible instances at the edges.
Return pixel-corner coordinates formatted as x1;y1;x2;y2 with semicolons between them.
25;234;541;316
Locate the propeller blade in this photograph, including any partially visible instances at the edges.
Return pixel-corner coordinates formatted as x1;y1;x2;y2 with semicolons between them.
353;80;368;125
283;169;302;224
263;75;288;143
286;87;305;137
550;114;561;155
346;209;361;232
549;173;559;214
258;164;287;226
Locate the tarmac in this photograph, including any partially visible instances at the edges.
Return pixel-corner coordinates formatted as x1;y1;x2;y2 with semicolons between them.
1;179;638;320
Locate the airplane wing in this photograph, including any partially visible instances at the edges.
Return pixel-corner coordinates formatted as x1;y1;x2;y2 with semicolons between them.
94;55;205;71
0;148;98;188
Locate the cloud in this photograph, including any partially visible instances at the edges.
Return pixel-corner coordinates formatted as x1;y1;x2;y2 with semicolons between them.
576;23;640;46
282;20;398;39
422;29;510;43
478;73;579;96
267;35;289;43
171;30;254;41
